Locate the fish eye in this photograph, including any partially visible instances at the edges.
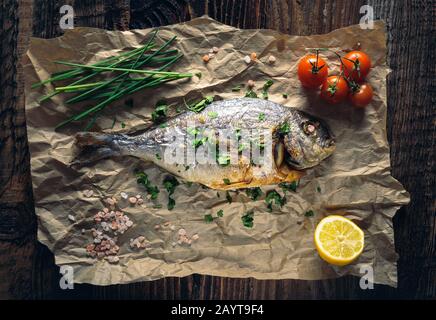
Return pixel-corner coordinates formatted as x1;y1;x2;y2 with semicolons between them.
302;121;316;136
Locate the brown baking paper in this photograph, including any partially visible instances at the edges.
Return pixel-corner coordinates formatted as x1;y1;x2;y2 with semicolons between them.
24;17;409;287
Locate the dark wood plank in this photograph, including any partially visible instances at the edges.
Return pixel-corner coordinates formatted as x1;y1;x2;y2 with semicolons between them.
0;0;434;299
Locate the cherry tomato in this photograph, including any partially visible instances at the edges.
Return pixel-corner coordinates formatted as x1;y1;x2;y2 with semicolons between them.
320;76;349;104
297;54;329;88
341;51;371;82
349;83;373;108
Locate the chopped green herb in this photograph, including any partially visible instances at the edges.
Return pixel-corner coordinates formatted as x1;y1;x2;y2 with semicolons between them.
231;85;242;92
305;210;314;217
184;165;190;171
186;96;214;113
167;197;176;210
282;93;288;98
278;122;290;134
193;136;208;149
136;171;160;199
195;72;202;78
204;214;214;223
263;79;274;90
234;128;242;141
279;181;298;193
245;90;258;98
121;122;126;128
258;113;265;121
225;191;232;204
163;175;180;195
187;127;200;136
208;111;218;119
238;142;248;152
241;210;254;228
317;186;321;193
151;104;168;123
217;154;231;166
246;187;262;201
261;91;268;100
265;190;285;212
261;79;274;100
159;123;168;128
223;178;231;185
155;153;162;160
217;209;224;217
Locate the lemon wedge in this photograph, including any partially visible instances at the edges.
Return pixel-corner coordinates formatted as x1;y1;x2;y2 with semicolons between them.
314;215;364;266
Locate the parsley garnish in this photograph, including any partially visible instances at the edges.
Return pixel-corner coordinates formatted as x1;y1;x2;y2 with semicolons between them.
265;190;285;212
223;178;231;185
246;187;262;201
217;209;224;217
258;113;265;121
278;122;290;134
241;211;254;228
136;172;160;200
279;181;298;193
245;90;258;98
151;104;168;123
208;111;218;119
217;154;230;166
204;214;214;223
305;210;314;217
163;175;179;196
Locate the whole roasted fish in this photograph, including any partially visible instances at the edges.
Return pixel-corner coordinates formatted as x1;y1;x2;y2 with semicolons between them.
76;98;335;190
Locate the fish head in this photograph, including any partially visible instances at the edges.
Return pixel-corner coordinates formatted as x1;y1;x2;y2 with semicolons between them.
282;113;335;170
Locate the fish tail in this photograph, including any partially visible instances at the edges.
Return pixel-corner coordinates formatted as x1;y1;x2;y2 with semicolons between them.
73;132;120;165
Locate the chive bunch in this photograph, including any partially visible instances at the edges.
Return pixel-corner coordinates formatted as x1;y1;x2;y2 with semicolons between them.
32;30;192;130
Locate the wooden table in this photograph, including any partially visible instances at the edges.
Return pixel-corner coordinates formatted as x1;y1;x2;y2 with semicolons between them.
0;0;434;299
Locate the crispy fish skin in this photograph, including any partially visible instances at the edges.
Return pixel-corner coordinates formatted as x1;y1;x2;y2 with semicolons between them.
75;98;335;190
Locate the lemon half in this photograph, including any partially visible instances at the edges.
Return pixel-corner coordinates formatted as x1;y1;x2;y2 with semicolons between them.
314;215;364;266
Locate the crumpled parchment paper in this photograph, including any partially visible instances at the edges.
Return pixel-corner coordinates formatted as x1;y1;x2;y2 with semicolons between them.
24;17;410;287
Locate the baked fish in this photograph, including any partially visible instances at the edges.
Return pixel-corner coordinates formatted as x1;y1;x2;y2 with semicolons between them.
75;98;335;190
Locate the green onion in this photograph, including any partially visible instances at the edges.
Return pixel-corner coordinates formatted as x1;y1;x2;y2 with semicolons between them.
33;30;193;130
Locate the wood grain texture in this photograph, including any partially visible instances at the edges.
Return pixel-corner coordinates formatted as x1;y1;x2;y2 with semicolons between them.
0;0;434;299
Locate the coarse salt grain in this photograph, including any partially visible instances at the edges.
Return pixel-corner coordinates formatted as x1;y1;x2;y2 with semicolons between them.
68;214;75;222
243;55;251;64
268;55;276;64
120;192;128;199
